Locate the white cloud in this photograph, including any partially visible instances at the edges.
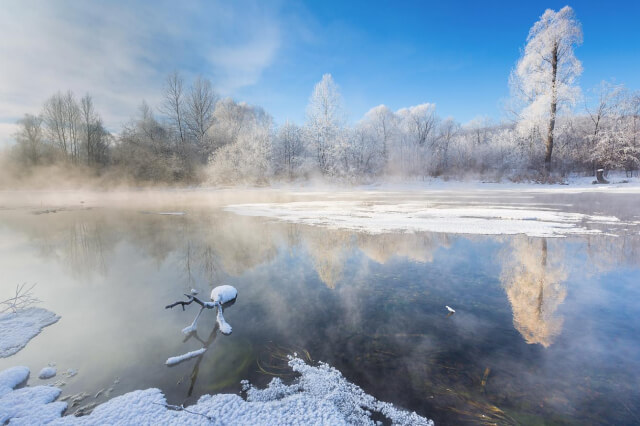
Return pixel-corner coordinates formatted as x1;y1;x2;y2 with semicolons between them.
0;0;281;146
209;27;280;92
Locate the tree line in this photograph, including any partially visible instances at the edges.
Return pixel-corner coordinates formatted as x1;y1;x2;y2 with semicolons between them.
7;6;640;185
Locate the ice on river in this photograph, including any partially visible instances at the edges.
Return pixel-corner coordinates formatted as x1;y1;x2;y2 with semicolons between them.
225;201;623;238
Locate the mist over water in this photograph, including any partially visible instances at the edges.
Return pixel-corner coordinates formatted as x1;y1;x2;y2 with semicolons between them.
1;188;639;424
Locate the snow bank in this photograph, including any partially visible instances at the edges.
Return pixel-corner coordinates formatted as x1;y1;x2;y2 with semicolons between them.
0;307;60;357
165;348;206;366
0;366;67;424
38;367;57;379
225;201;623;238
0;356;432;425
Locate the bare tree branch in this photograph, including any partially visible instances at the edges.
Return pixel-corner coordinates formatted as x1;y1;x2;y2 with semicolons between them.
165;294;210;310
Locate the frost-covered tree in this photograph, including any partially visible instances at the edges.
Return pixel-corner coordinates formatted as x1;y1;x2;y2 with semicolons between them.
14;114;46;166
273;121;306;180
80;94;110;167
207;101;273;184
433;117;459;175
115;102;180;182
590;88;640;173
305;74;345;175
336;126;382;179
160;71;194;176
396;103;438;176
42;91;81;163
360;105;397;173
209;98;252;150
510;6;583;174
185;76;218;163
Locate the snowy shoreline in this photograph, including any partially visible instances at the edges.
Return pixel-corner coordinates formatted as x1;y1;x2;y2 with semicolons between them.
0;356;432;425
1;304;431;424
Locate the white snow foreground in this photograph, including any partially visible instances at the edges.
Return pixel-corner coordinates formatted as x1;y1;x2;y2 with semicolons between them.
0;357;432;425
0;307;60;357
225;201;622;238
0;366;67;424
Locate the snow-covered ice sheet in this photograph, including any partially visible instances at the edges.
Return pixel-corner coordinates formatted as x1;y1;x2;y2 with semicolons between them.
225;201;623;238
0;307;60;357
0;356;432;425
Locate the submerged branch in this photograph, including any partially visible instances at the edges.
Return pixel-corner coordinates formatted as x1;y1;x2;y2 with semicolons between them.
150;402;213;421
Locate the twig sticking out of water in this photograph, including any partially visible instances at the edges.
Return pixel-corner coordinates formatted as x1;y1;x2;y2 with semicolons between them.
1;283;41;313
150;402;213;421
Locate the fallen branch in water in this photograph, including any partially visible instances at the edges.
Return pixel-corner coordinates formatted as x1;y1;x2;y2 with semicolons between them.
165;287;235;336
165;294;213;311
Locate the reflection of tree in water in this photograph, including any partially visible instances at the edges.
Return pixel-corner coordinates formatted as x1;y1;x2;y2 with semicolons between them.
356;233;451;264
501;238;567;347
301;228;454;289
9;209;459;289
63;219;108;278
9;210;112;279
210;215;279;276
585;233;640;273
302;227;351;289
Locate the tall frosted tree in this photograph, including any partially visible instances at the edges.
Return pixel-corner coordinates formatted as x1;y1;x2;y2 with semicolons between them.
305;74;345;174
510;6;583;173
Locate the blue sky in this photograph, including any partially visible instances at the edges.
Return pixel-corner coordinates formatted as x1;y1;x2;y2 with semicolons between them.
1;0;639;144
245;0;640;124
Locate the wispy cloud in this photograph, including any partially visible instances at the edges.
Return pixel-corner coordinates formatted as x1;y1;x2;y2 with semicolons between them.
0;0;282;145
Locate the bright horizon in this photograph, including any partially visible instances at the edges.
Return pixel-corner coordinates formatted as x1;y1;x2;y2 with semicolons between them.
1;0;639;146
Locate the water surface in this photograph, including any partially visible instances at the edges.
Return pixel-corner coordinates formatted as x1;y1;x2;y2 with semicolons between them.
0;189;639;424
